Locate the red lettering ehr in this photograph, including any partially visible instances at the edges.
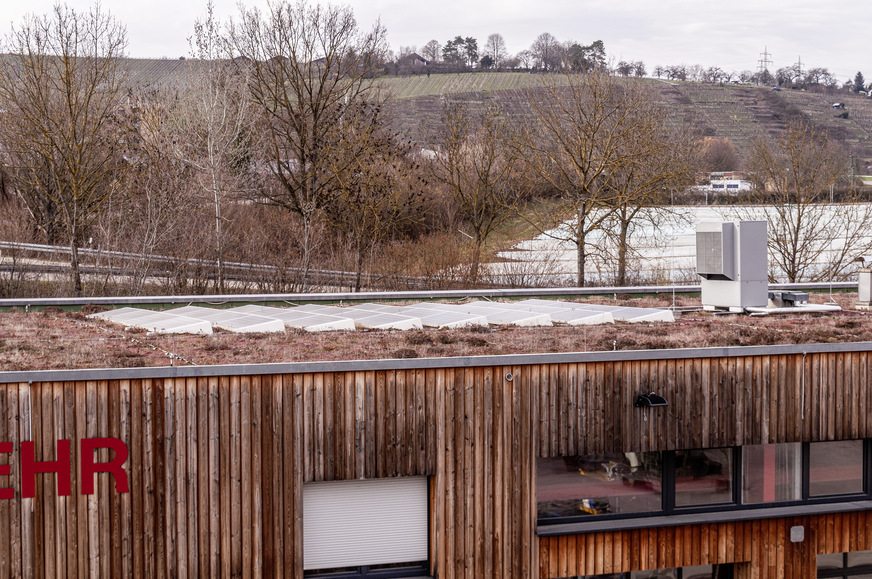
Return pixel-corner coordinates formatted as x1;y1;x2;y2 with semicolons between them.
0;438;129;499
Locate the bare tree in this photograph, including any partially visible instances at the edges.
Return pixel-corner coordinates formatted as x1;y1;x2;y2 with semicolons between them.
226;0;387;289
433;102;521;283
323;101;424;291
421;39;441;63
519;72;667;286
698;137;741;172
0;4;130;296
485;33;507;69
530;32;561;72
600;105;698;285
741;118;870;282
161;1;255;293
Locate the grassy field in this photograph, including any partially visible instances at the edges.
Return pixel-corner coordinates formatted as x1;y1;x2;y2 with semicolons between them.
376;72;570;99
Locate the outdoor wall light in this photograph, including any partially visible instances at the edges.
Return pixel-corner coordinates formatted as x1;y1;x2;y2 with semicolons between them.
635;393;668;408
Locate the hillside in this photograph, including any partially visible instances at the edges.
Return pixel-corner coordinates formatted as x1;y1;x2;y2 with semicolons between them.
109;59;872;163
383;73;872;164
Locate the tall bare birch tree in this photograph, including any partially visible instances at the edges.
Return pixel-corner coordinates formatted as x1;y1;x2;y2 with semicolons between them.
0;4;129;295
162;1;254;293
227;0;387;289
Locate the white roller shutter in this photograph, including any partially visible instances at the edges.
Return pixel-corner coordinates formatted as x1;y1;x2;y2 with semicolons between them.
303;476;428;571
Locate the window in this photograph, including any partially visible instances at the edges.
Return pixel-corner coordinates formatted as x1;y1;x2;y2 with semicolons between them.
537;453;661;518
674;449;733;507
576;565;733;578
810;440;864;497
742;443;801;504
538;441;869;527
818;549;872;578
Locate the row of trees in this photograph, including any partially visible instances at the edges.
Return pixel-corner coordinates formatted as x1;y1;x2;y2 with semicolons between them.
403;33;607;73
0;1;867;298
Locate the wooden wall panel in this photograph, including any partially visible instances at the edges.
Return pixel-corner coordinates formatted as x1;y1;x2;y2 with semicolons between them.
540;511;872;579
536;351;872;457
0;347;871;576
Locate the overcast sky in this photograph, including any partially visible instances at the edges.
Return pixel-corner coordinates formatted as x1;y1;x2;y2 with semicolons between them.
2;0;868;83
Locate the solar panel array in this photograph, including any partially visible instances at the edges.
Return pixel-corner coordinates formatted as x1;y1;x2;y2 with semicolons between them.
89;300;674;334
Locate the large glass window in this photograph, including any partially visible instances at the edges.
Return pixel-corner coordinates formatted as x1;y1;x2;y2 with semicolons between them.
810;440;864;497
539;441;869;526
675;449;733;507
818;550;872;578
537;452;661;519
741;443;801;504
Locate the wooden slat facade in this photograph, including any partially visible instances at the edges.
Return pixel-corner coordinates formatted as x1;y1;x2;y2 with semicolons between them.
0;344;872;577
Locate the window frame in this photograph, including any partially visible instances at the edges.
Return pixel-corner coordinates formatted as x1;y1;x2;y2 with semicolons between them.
537;440;871;528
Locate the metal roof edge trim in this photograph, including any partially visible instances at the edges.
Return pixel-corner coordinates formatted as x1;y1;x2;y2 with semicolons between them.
2;341;870;384
0;281;857;308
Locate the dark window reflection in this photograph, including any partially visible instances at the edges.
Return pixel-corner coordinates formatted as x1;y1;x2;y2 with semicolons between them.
810;440;864;497
675;449;733;507
537;452;661;519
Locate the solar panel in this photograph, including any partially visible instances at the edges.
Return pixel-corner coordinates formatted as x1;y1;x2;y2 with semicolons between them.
394;304;488;329
517;299;675;323
171;305;286;333
231;305;356;332
89;307;213;335
510;302;614;325
452;301;553;327
90;298;672;336
295;304;423;330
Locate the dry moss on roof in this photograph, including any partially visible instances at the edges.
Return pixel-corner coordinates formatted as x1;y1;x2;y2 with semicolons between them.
0;293;868;372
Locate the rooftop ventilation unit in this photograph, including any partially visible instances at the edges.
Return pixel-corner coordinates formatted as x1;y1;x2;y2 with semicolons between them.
697;221;768;312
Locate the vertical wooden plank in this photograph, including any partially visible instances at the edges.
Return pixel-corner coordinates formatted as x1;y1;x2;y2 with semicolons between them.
292;372;305;576
270;375;285;579
492;367;504;579
46;382;64;579
566;363;578;456
85;380;100;579
119;379;133;578
107;380;121;579
18;384;34;579
259;375;274;578
142;379;157;579
62;381;77;579
365;370;376;479
313;373;325;482
375;371;386;479
395;370;406;478
241;375;252;578
302;373;313;483
463;368;475;579
219;375;231;578
206;376;221;577
354;372;366;480
433;369;446;578
251;376;264;579
97;380;111;579
196;377;211;579
38;382;53;579
230;375;242;575
483;367;494;579
416;368;427;477
473;367;485;579
173;377;189;579
425;368;437;475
